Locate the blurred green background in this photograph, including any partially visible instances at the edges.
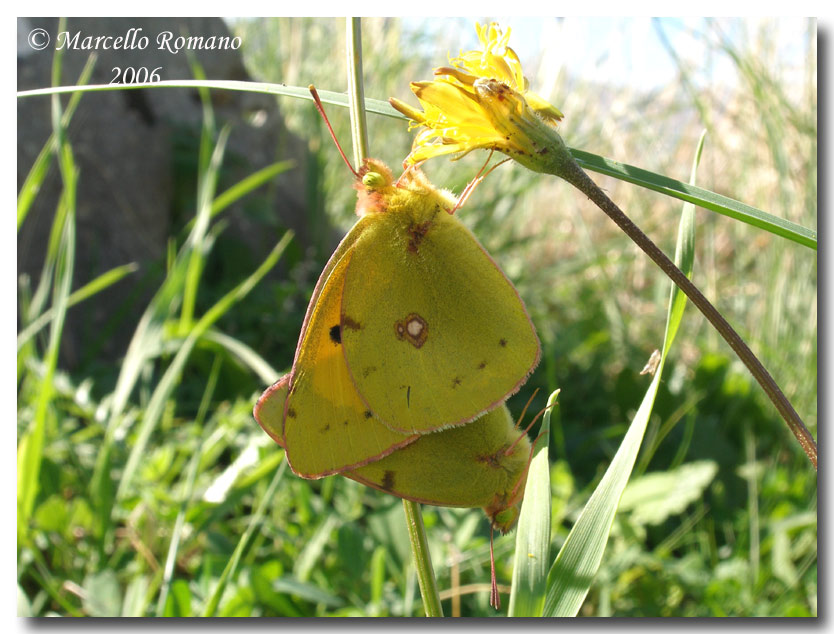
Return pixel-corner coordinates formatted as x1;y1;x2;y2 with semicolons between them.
17;17;816;617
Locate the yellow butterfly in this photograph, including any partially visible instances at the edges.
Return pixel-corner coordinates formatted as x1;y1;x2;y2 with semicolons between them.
270;157;540;478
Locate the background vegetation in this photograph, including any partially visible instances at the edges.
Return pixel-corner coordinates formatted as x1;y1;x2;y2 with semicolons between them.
17;17;816;617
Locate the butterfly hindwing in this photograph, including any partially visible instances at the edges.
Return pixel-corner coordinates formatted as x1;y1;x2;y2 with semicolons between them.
254;374;289;448
255;380;530;533
345;402;531;532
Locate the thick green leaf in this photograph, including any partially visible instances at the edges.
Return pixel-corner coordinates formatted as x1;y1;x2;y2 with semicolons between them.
272;576;344;608
618;460;718;526
17;586;32;617
508;390;559;616
82;570;122;617
164;579;193;617
121;575;150;617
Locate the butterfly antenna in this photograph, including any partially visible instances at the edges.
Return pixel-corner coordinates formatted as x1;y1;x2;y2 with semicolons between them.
507;436;539;504
489;526;501;610
513;388;540;430
451;149;493;214
451;151;511;214
505;399;555;457
394;162;418;188
506;398;560;502
308;85;360;179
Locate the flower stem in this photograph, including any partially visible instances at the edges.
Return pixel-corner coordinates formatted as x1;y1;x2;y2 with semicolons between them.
558;158;817;470
346;17;370;169
403;499;444;616
346;18;442;616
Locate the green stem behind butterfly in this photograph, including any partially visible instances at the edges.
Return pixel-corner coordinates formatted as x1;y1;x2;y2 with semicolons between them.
403;499;444;617
345;16;443;617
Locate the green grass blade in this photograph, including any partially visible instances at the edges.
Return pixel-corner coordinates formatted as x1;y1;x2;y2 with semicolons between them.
542;132;705;617
201;329;281;385
17;117;78;543
90;258;190;541
155;357;222;616
179;124;230;331
508;390;560;616
542;374;662;616
294;514;342;584
202;459;288;617
570;148;815;250
18;81;815;250
17;263;138;350
116;232;292;500
662;132;704;351
210;160;296;218
182;160;296;233
17;195;74;542
18;54;96;230
17;80;404;119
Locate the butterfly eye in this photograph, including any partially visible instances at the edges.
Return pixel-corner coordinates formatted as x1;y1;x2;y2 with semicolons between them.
362;171;386;189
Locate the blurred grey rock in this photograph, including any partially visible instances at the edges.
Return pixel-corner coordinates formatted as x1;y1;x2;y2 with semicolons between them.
18;17;309;368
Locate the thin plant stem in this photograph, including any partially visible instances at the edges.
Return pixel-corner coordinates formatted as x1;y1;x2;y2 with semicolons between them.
345;16;442;616
558;159;817;470
403;499;444;617
346;17;370;169
202;461;287;617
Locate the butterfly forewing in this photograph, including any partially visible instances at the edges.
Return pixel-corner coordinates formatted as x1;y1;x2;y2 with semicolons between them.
341;201;540;434
283;226;418;478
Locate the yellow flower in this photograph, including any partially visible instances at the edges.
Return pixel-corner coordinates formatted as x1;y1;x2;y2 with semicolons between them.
390;22;564;170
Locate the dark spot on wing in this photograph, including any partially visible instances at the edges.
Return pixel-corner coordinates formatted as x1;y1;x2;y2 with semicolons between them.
343;420;349;426
478;361;487;370
407;220;433;253
287;408;297;419
499;338;507;347
477;446;518;475
381;470;396;491
329;324;342;344
452;376;462;389
407;386;411;408
364;410;373;419
321;423;330;433
362;366;377;378
343;316;362;331
395;313;428;348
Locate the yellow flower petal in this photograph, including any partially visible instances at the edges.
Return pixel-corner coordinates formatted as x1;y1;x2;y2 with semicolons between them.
389;97;426;124
391;21;564;167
